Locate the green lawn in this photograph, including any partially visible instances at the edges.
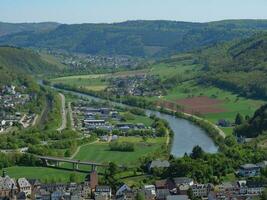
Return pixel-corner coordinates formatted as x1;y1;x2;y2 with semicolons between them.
72;137;166;166
4;166;87;183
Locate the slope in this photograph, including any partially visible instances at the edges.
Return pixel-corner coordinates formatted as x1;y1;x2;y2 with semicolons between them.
1;20;267;57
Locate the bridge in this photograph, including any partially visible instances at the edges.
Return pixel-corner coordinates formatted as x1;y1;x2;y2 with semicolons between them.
37;155;109;171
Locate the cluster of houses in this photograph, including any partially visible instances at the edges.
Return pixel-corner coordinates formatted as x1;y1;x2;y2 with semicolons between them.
107;75;163;97
73;105;148;134
144;160;267;200
1;167;266;200
45;50;139;70
0;85;35;133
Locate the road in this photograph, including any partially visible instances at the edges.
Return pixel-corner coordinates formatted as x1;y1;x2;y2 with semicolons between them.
57;93;67;132
68;102;75;131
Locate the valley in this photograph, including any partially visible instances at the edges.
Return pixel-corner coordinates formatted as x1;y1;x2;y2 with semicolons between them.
1;18;267;200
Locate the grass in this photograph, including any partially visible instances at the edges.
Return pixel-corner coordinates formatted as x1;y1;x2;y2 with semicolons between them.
71;137;166;166
40;53;67;70
4;166;87;183
155;80;265;125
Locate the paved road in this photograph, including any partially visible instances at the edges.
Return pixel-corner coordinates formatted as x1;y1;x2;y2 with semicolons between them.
68;102;75;131
57;93;67;132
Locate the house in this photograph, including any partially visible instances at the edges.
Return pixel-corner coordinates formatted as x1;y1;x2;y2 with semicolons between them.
17;178;31;197
166;195;189;200
148;160;170;172
51;190;70;200
155;179;175;190
143;185;156;198
95;186;112;200
173;177;194;187
156;189;170;200
35;189;50;200
217;119;230;127
116;184;132;197
238;164;260;177
246;181;265;195
192;183;213;198
0;172;18;199
256;160;267;169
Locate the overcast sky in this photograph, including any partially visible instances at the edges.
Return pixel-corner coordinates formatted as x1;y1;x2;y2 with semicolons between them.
1;0;267;24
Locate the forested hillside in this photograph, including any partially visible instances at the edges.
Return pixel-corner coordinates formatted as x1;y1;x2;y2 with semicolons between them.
0;46;59;75
197;33;267;99
0;22;59;36
1;20;267;57
235;104;267;137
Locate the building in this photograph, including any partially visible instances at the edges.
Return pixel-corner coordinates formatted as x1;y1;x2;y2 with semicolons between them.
0;174;18;199
143;185;156;198
238;164;260;177
17;178;32;197
90;170;98;190
192;183;213;198
155;179;175;190
166;195;189;200
116;184;132;197
156;189;170;200
256;160;267;169
95;186;112;200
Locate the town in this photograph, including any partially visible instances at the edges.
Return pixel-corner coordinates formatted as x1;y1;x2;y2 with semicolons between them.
0;85;37;133
106;75;164;97
1;160;267;200
43;50;141;73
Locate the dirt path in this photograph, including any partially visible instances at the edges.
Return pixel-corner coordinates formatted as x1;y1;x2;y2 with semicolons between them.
57;93;67;132
70;139;99;159
32;114;39;127
159;106;226;139
182;112;226;138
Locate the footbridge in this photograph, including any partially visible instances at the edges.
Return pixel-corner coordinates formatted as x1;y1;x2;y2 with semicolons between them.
37;155;109;171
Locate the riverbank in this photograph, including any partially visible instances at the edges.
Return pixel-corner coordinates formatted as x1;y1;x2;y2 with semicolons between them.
50;83;221;154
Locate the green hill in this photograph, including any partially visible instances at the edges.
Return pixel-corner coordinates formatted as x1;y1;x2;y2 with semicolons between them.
1;20;267;57
0;46;59;75
0;22;59;37
197;33;267;99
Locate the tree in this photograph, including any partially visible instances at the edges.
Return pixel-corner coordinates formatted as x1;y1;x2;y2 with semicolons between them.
190;145;204;159
136;192;145;200
69;173;79;182
235;113;244;125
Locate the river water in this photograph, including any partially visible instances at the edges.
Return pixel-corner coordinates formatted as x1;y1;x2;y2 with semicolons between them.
52;87;218;157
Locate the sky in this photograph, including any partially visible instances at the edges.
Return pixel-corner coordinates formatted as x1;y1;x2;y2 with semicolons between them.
1;0;267;24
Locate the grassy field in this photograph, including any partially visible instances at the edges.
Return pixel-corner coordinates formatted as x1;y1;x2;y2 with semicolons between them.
158;80;264;122
4;166;87;183
71;137;166;166
50;62;265;137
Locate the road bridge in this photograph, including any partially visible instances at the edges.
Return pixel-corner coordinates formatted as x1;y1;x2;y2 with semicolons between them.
37;155;109;171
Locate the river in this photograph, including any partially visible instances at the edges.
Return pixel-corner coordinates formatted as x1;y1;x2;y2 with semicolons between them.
51;86;218;157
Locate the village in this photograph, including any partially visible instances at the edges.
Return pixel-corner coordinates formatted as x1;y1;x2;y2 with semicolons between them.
0;85;37;133
106;74;163;97
1;161;267;200
44;50;140;72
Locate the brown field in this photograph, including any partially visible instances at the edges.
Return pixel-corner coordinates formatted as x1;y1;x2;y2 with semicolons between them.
157;96;226;115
